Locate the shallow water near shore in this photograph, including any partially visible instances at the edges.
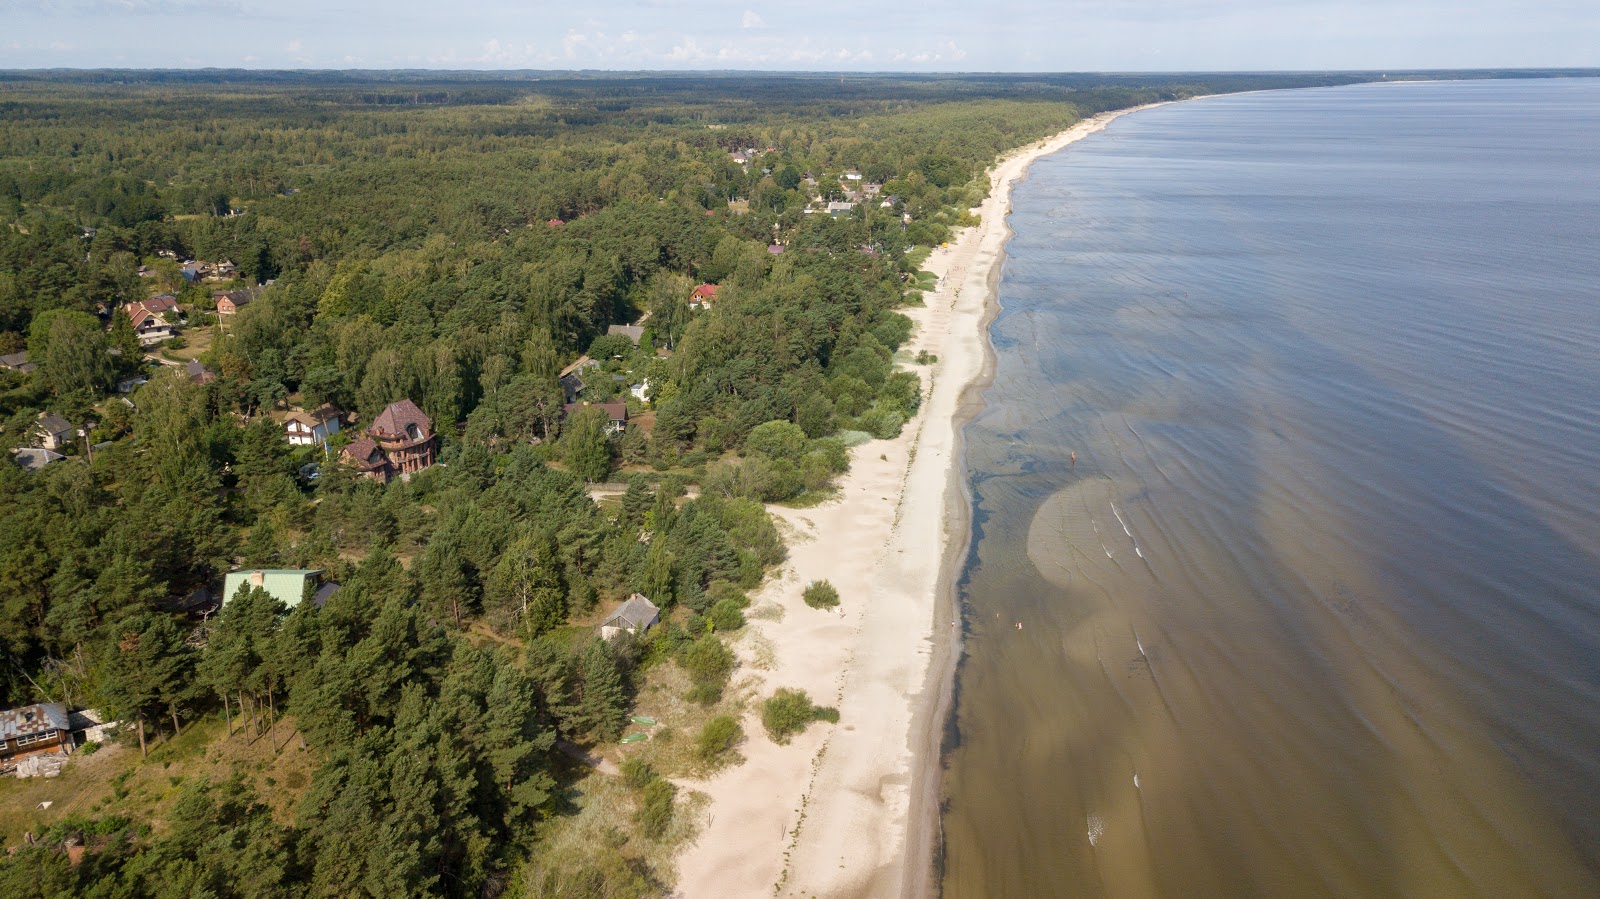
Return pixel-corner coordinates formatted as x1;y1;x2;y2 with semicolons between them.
939;79;1600;897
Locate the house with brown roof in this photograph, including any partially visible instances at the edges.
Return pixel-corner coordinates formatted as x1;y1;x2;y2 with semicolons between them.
284;403;342;446
369;398;437;477
341;437;392;483
1;702;73;772
564;401;628;435
689;283;720;310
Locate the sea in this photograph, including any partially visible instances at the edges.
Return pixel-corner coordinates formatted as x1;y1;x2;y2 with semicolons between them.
939;78;1600;897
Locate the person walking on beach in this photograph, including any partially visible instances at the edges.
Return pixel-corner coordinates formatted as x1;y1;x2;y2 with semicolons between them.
1071;451;1077;468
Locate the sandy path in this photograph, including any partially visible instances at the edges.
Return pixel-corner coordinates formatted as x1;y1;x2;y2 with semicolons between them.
671;105;1161;899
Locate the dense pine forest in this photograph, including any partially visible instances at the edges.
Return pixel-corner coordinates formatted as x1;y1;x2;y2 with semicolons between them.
0;70;1371;897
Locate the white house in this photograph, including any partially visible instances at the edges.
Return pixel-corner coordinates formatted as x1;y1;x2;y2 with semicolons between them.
284;404;342;446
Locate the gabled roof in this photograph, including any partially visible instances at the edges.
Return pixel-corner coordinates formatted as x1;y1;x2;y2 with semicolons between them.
12;447;64;471
0;352;31;370
186;360;217;384
604;593;659;631
342;437;385;468
558;355;598;379
371;398;432;440
285;403;341;428
607;324;644;345
222;569;321;610
0;702;70;740
690;283;721;301
36;412;72;435
564;401;627;423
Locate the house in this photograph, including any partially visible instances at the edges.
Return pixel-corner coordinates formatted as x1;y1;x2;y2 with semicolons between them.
222;569;322;609
843;169;863;181
284;403;342;446
370;398;437;477
179;262;204;282
0;703;73;771
826;200;856;217
34;412;74;450
767;243;786;256
689;283;720;310
122;300;179;338
311;581;341;608
12;447;64;472
547;218;564;228
0;352;36;374
564;401;627;435
559;355;598;403
145;294;181;315
185;360;217;385
606;324;645;346
341;437;392;483
214;290;252;315
630;379;651;402
600;593;659;640
116;375;148;393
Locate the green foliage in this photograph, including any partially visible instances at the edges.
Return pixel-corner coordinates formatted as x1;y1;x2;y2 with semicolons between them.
694;714;743;766
634;777;676;841
761;687;836;745
681;634;735;705
560;406;614;483
803;580;841;610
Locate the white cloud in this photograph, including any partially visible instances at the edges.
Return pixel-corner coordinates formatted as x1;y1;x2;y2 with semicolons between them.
741;10;764;29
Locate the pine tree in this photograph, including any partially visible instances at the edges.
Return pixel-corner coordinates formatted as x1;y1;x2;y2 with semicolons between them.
575;638;627;742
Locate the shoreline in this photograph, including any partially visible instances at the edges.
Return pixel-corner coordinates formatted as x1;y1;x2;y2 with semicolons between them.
670;103;1165;899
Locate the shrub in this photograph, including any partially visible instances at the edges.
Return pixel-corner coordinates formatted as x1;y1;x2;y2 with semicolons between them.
762;687;837;744
620;757;658;791
707;598;746;631
803;580;840;610
695;714;744;765
77;740;101;756
681;634;735;704
634;777;676;840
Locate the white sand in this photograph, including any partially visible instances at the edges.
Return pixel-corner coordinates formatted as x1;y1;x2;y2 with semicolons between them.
672;106;1160;899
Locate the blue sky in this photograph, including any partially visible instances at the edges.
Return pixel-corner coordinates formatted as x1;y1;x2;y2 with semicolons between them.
2;1;1597;71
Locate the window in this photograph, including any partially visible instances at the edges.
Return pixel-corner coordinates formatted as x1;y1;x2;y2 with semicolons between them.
16;729;56;747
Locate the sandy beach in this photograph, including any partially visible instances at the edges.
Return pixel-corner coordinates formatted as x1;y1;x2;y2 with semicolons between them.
672;104;1160;899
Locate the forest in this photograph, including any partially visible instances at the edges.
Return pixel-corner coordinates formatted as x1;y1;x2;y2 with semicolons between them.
0;70;1374;897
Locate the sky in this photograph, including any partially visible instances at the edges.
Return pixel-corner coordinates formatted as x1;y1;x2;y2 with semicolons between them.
2;1;1598;72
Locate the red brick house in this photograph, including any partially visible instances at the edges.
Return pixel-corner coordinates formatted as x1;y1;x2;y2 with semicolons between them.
214;290;253;315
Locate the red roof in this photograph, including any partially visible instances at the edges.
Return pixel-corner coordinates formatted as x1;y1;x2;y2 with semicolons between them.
547;218;564;227
691;284;720;301
371;399;432;440
342;438;386;470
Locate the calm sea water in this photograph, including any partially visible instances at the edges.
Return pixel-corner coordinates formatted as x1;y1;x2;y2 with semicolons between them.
940;79;1600;897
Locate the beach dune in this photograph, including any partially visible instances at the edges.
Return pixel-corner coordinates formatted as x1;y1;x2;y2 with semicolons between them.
671;106;1157;899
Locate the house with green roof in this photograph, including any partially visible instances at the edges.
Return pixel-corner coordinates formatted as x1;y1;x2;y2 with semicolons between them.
223;569;322;609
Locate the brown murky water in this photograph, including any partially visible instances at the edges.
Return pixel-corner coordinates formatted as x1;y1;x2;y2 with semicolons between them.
940;80;1600;897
